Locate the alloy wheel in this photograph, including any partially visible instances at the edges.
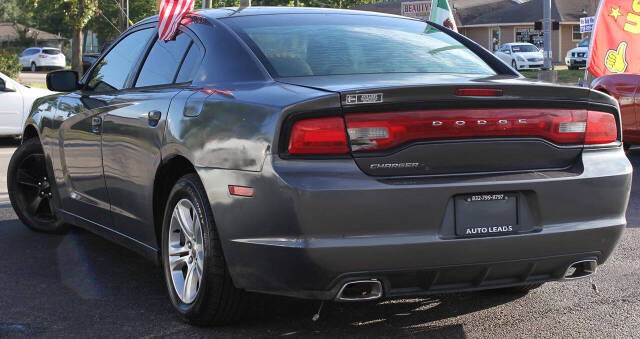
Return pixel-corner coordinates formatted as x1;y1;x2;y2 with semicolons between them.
168;199;205;304
15;153;55;222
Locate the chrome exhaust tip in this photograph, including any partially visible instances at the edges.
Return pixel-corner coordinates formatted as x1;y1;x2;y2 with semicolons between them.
335;279;383;302
563;259;597;280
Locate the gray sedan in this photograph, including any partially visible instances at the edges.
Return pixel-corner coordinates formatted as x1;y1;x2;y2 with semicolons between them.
7;7;631;325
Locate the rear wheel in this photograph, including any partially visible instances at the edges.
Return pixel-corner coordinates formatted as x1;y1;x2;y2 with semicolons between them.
30;62;37;72
162;173;250;325
7;138;67;233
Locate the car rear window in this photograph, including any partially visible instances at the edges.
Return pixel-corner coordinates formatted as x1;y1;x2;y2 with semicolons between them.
43;49;61;55
225;14;496;78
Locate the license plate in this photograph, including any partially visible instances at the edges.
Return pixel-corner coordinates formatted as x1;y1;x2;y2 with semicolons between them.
455;193;518;237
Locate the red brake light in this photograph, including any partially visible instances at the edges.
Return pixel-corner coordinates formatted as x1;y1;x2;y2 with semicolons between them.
38;54;47;58
345;109;617;152
585;111;617;144
456;88;503;97
288;117;349;155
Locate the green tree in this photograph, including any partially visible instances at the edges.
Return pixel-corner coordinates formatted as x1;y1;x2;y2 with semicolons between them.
60;0;100;76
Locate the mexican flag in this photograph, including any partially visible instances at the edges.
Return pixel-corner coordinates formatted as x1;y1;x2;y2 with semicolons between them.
430;0;457;32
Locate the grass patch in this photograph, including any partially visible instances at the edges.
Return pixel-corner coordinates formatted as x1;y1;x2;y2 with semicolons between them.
519;69;586;85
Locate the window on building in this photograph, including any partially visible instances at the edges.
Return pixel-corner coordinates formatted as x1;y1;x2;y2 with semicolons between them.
572;25;582;40
491;27;500;52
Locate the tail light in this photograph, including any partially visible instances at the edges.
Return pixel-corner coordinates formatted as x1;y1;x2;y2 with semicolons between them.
288;117;349;155
286;109;617;155
346;109;617;152
38;54;47;58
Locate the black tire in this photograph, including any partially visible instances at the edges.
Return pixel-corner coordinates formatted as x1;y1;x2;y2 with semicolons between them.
7;138;68;233
161;173;250;326
30;63;37;72
511;60;517;69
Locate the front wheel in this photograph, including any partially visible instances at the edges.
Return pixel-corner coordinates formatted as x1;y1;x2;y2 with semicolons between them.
7;138;67;233
162;173;250;325
511;60;518;70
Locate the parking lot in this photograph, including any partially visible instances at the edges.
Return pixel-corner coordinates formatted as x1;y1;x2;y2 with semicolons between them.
1;138;639;338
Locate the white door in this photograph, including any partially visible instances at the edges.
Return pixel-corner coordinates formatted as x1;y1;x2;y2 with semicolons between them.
0;77;24;136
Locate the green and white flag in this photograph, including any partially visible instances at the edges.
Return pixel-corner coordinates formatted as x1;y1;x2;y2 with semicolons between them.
430;0;457;32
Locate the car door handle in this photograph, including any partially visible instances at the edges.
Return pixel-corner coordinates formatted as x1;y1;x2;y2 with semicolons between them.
148;110;161;127
91;116;102;133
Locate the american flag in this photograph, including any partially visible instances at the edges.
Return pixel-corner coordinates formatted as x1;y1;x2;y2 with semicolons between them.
158;0;195;41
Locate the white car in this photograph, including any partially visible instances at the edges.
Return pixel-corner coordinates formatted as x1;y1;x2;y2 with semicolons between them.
565;37;589;70
18;47;66;72
0;72;53;138
495;43;544;71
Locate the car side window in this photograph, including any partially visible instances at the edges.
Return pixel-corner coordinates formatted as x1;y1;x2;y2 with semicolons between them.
22;49;31;57
86;28;154;93
175;43;203;83
135;32;192;87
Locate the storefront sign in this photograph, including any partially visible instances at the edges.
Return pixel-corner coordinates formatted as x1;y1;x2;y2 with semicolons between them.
401;1;432;20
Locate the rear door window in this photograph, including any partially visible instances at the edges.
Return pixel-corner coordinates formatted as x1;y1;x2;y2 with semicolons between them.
135;32;192;87
175;44;203;83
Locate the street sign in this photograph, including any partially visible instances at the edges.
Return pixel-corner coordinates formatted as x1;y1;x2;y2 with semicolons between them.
580;16;595;33
401;1;432;20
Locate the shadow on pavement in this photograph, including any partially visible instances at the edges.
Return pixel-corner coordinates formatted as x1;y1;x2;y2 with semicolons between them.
0;138;20;147
0;214;529;337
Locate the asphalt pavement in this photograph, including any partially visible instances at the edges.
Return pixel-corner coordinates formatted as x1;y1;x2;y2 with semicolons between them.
1;139;639;338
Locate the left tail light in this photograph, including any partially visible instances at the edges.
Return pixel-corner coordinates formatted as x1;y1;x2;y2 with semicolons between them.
288;117;349;155
38;54;47;58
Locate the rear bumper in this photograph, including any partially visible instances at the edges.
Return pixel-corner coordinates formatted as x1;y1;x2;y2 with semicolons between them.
196;147;631;300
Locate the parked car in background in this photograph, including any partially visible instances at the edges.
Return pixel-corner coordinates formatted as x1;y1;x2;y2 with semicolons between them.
19;47;66;72
591;74;640;148
82;53;100;73
495;43;544;70
0;72;52;138
565;37;590;70
9;8;630;326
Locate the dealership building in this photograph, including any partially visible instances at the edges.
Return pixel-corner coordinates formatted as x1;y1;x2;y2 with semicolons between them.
351;0;596;64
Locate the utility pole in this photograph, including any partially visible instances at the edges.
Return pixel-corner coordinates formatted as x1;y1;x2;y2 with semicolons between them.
542;0;552;70
119;0;125;32
126;0;130;29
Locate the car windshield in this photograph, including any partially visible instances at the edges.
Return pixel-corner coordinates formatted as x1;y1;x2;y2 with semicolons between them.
578;38;589;48
511;45;538;53
43;49;61;55
225;14;496;78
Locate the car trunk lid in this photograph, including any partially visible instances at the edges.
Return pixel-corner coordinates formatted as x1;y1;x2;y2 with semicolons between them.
279;74;616;176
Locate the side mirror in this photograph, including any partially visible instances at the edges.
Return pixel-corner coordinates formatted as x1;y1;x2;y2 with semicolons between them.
0;78;16;92
505;50;511;54
47;70;79;92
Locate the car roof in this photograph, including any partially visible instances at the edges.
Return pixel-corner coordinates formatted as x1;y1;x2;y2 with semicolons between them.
136;6;413;25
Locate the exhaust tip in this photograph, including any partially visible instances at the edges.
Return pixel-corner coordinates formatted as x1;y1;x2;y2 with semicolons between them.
336;279;383;302
563;259;597;280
